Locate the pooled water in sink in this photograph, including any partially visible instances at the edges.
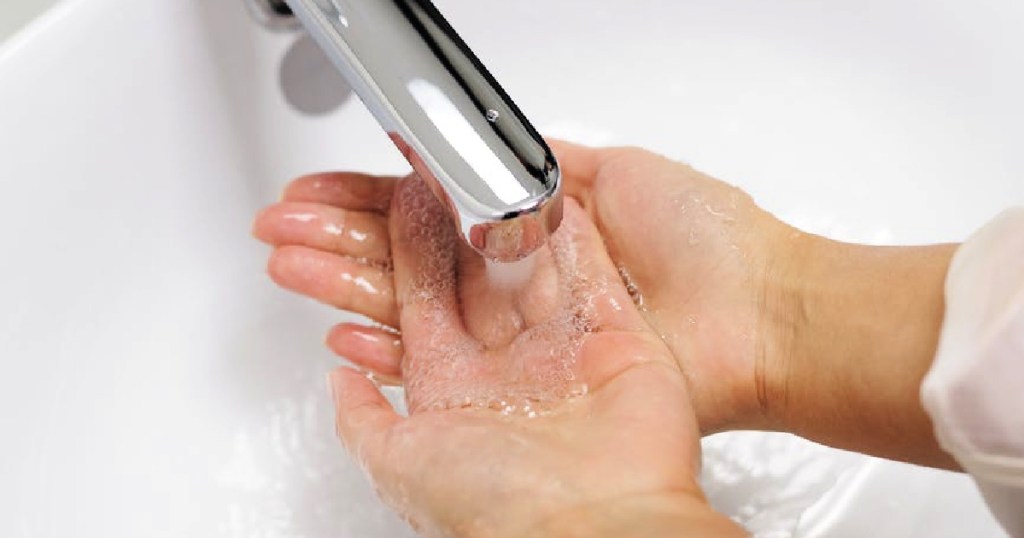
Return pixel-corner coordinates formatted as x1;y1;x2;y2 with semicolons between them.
214;381;416;537
702;432;864;537
214;378;862;537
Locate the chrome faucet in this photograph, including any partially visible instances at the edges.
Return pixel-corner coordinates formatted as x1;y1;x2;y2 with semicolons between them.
284;0;562;262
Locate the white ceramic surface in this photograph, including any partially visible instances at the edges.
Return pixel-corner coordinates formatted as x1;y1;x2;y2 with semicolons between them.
1;0;1020;536
0;0;59;42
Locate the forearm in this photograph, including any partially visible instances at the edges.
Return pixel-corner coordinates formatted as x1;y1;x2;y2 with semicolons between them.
765;232;959;469
527;493;748;538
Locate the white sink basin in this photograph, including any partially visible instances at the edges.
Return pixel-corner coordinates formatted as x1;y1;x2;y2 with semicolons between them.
1;0;1020;536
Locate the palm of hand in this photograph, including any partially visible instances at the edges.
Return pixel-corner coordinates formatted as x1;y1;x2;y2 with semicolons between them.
251;141;765;535
340;338;699;536
253;141;778;433
553;142;781;431
323;178;702;536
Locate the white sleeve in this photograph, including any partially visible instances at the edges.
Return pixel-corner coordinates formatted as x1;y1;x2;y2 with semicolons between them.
921;207;1024;538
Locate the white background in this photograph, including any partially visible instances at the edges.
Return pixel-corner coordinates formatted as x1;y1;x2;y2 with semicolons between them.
0;0;1019;536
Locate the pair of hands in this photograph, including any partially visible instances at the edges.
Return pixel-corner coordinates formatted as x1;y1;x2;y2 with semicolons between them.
253;140;954;536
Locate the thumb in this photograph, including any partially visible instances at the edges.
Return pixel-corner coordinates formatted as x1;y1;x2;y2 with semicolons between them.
329;367;402;475
545;138;601;202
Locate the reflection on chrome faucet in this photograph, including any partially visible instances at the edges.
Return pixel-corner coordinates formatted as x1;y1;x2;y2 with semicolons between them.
285;0;562;261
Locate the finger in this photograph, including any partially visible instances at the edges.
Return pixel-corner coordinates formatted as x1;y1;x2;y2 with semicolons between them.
268;245;399;327
552;200;681;388
389;177;478;412
327;323;403;382
454;242;531;348
254;201;391;265
283;172;398;214
545;138;601;201
554;198;650;334
388;177;469;346
329;367;402;472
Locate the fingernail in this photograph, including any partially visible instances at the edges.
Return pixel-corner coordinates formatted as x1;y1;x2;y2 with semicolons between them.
345;326;375;344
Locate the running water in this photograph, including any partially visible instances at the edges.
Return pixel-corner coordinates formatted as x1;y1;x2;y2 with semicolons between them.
484;253;538;291
395;179;591;416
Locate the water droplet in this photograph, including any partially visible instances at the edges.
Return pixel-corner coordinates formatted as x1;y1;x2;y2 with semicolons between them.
486;109;500;122
284;212;317;223
688;228;700;246
617;264;646;309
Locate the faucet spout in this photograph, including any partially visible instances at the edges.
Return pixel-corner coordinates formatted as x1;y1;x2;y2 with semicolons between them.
285;0;562;261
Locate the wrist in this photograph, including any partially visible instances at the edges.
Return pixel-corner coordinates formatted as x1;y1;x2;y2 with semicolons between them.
751;223;810;430
763;230;958;467
524;493;747;538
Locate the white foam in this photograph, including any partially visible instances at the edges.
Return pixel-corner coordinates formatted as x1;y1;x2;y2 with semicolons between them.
397;180;594;415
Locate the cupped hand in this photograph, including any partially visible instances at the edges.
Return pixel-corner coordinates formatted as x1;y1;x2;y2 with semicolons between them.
254;141;792;433
548;142;793;432
255;174;746;537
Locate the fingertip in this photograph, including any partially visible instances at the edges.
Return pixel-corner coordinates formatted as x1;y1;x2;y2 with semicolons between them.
265;245;323;292
327;323;403;379
545;139;602;201
545;137;590;154
265;246;300;288
281;175;310;201
547;139;585;165
252;205;277;244
282;173;334;201
265;246;288;285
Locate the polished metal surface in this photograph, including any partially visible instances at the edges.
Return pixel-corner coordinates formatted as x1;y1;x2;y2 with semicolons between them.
285;0;562;261
246;0;302;32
